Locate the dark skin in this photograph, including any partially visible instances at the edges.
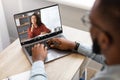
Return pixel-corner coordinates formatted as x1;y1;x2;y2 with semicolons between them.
32;38;76;62
32;0;120;66
90;0;120;65
32;44;47;62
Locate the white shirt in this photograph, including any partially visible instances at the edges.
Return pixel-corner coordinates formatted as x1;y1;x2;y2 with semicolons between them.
91;65;120;80
29;61;47;80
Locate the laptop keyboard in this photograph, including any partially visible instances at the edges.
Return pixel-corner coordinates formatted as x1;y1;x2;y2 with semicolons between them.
25;35;65;56
25;40;50;56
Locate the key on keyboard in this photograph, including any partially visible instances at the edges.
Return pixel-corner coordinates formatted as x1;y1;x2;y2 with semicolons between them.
25;40;50;56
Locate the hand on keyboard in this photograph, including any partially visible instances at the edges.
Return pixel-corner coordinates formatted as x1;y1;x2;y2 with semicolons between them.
32;44;48;62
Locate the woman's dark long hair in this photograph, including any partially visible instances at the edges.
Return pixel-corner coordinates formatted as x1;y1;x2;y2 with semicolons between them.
30;13;42;27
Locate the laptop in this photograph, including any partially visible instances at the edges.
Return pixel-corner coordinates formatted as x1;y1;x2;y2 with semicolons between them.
14;4;69;64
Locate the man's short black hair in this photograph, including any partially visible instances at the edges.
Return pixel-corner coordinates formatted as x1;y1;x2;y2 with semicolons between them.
98;0;120;34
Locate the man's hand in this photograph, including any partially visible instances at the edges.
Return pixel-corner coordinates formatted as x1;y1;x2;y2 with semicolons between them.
48;38;76;51
32;44;47;62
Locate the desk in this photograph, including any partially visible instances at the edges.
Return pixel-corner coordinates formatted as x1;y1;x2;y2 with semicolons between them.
0;26;92;80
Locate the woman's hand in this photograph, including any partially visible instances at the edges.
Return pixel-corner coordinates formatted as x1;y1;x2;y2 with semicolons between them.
31;24;34;32
40;32;47;35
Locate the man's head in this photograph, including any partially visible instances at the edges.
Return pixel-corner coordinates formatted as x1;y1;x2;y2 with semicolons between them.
90;0;120;65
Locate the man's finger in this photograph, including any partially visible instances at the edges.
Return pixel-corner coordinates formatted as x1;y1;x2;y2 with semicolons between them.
45;47;48;51
34;45;37;48
48;38;58;43
47;39;53;44
50;44;59;49
37;44;40;47
40;44;44;49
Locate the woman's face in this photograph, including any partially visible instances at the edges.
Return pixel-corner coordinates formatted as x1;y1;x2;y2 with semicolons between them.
31;15;37;24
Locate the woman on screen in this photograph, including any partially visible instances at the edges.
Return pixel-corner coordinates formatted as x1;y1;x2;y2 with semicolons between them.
28;13;51;38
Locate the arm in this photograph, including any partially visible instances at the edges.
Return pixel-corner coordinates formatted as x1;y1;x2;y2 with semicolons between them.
48;38;105;64
77;42;105;64
28;27;33;38
30;61;47;80
29;44;48;80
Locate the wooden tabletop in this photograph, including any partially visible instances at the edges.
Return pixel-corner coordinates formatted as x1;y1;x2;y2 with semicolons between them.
0;26;91;80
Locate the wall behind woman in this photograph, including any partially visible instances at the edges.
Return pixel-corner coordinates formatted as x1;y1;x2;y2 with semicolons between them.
0;0;10;52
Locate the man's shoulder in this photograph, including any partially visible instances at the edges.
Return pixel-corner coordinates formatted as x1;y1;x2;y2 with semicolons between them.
91;70;120;80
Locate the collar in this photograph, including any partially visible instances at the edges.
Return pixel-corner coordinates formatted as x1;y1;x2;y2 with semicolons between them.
104;64;120;73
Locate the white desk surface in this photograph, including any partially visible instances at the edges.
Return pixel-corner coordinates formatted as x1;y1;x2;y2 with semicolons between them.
0;26;90;80
63;26;92;45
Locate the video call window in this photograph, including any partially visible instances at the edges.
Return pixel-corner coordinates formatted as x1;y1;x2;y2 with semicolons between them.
14;5;61;42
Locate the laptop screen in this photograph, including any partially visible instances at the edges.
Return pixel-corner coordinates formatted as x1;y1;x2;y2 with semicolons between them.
14;4;62;45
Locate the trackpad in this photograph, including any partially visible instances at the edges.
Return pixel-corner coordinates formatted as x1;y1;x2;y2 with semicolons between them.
45;49;70;62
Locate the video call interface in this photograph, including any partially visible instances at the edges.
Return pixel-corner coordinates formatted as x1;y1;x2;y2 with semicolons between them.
14;5;62;43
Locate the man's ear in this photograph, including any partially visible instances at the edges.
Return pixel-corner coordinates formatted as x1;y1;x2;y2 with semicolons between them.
98;33;110;50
